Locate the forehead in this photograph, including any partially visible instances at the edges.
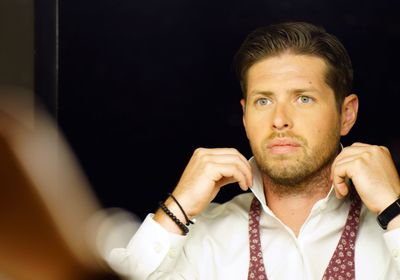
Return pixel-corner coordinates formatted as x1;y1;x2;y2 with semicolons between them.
246;54;330;94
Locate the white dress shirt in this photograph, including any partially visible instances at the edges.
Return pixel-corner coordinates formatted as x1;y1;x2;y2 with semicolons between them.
110;159;400;280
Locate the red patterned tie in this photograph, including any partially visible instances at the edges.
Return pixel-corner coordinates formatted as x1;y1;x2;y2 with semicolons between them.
248;195;362;280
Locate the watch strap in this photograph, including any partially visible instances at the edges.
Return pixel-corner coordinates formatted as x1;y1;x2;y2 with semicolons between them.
377;197;400;230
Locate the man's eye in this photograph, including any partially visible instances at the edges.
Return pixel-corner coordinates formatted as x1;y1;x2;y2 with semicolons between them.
298;96;313;104
256;98;271;106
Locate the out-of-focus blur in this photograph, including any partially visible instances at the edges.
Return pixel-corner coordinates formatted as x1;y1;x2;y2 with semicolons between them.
0;94;140;280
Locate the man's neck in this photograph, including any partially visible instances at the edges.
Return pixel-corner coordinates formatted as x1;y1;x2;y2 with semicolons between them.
263;166;332;236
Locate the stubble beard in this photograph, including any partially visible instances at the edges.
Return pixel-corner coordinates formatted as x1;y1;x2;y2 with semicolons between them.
251;129;341;196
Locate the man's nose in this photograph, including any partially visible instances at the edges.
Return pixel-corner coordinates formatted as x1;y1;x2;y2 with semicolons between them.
271;103;292;130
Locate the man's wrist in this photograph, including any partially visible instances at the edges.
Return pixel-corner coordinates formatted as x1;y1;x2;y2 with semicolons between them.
154;198;189;235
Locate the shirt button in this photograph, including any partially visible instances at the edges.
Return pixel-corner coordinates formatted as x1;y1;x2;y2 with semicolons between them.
154;242;163;254
169;248;178;258
393;249;400;258
319;203;327;211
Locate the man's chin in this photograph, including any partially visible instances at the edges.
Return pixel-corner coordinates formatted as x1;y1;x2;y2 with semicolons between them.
265;155;303;168
265;153;304;163
261;162;312;185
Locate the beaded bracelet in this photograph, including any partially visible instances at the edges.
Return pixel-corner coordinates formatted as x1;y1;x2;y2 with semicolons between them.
168;193;195;226
159;201;189;235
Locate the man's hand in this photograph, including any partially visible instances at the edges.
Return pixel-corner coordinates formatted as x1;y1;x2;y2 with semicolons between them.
331;142;400;216
154;148;252;234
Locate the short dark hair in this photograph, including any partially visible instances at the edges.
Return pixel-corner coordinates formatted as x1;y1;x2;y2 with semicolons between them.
234;22;353;111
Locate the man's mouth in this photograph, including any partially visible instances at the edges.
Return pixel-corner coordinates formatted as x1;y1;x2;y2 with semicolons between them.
267;138;301;154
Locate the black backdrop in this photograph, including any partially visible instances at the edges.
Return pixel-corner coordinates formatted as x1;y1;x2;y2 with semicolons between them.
53;0;400;220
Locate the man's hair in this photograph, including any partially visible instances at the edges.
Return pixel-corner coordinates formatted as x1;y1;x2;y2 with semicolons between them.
234;21;353;111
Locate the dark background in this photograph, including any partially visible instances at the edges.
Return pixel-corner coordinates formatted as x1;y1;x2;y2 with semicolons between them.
41;0;400;220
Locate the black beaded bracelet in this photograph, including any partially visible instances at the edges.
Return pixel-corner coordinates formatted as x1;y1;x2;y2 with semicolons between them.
159;201;189;235
168;193;195;226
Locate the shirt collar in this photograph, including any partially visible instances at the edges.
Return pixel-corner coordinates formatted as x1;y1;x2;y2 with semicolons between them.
248;157;267;208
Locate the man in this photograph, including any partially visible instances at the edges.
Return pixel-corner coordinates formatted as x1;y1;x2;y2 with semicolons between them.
110;22;400;279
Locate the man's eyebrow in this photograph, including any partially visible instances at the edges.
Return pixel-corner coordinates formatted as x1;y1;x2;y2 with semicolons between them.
290;88;319;94
248;90;274;97
249;88;319;97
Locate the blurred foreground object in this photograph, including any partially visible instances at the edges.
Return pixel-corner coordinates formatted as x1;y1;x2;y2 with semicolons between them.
0;94;134;280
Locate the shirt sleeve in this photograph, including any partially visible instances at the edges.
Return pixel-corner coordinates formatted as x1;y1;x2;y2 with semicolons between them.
383;228;400;274
108;214;193;280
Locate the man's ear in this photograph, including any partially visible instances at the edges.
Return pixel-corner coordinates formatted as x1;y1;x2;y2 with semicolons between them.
240;98;246;126
340;94;359;136
240;99;246;113
240;98;250;139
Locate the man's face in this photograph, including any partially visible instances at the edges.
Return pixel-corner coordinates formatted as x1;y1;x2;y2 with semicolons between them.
241;54;342;186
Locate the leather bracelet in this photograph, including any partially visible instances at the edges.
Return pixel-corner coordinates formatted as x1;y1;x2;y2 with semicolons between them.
168;193;195;226
159;201;189;235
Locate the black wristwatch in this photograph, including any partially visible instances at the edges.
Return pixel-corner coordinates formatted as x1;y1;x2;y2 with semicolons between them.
377;197;400;230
